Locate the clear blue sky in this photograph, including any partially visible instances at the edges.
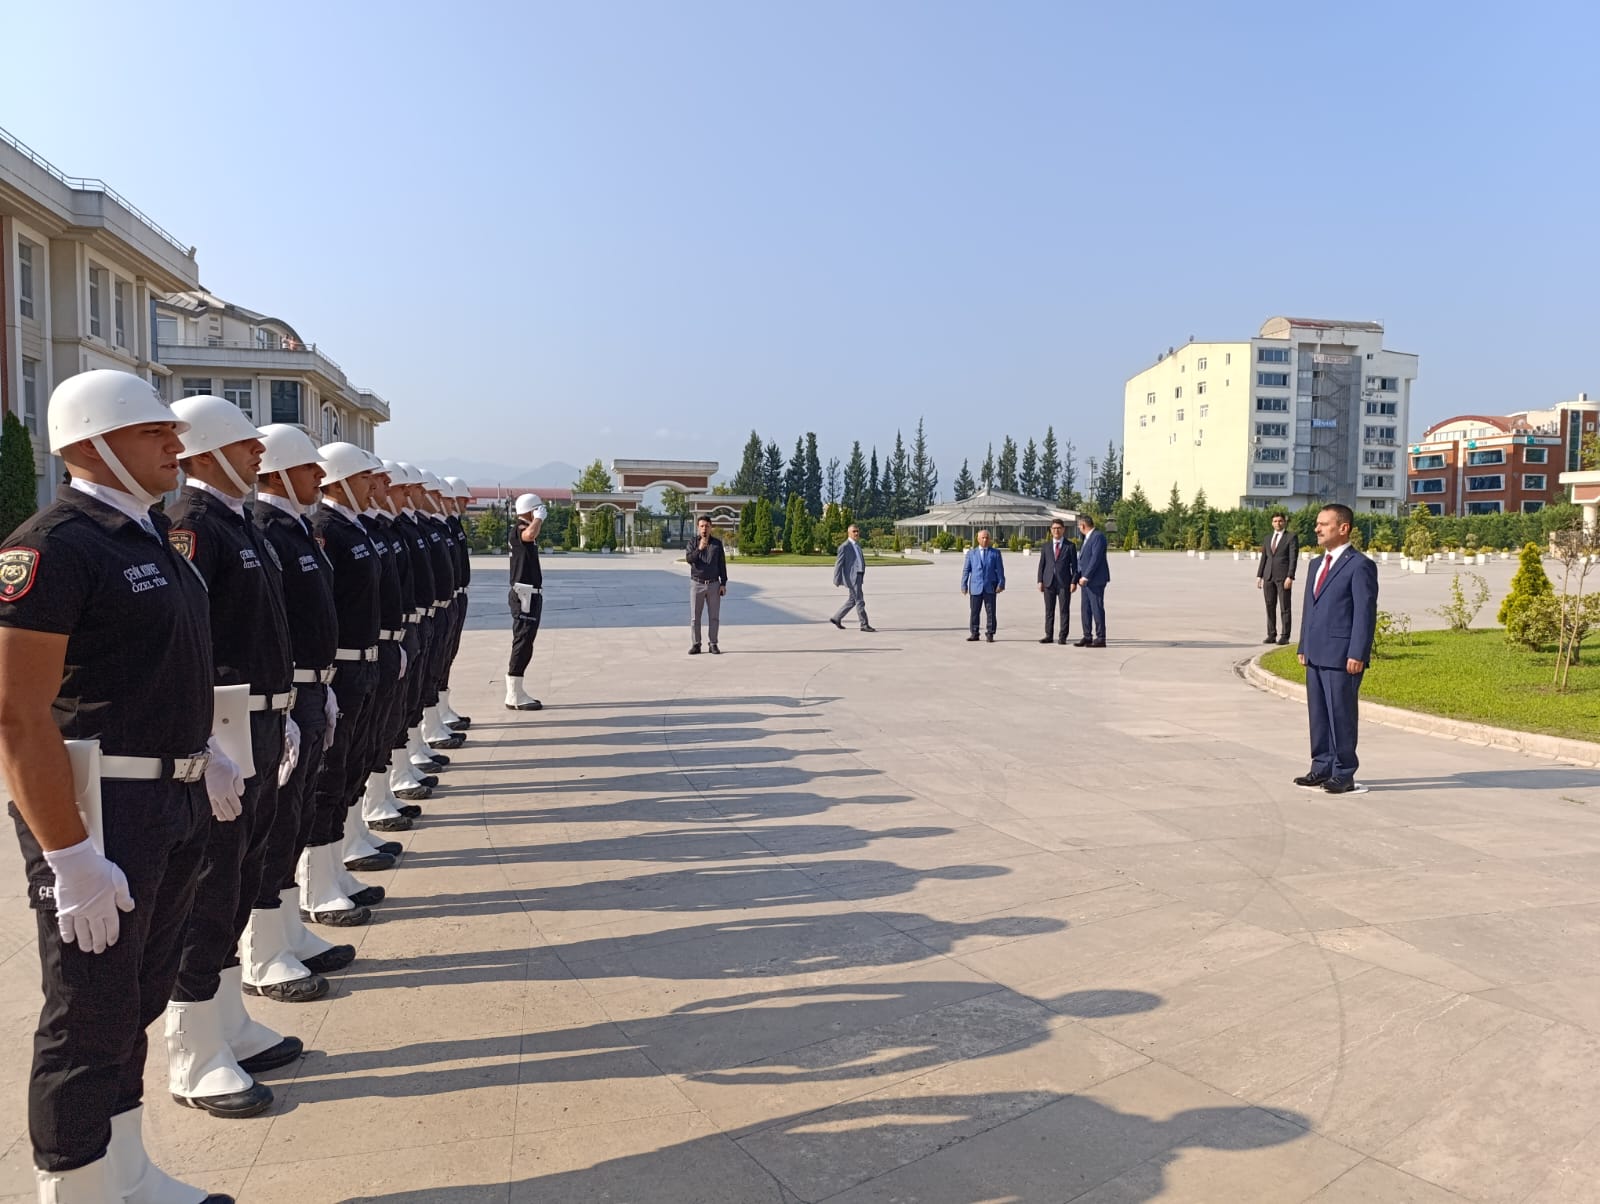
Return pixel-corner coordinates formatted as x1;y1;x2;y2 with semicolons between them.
6;0;1596;491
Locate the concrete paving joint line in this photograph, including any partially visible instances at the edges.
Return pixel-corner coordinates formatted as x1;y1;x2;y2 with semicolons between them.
1240;653;1600;768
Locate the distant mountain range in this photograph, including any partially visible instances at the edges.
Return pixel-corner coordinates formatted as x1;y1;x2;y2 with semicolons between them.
406;458;583;489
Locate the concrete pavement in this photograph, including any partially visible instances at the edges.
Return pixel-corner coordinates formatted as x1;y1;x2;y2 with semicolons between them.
1;551;1597;1202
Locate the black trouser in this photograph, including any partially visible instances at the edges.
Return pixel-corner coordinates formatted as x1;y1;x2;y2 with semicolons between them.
174;709;285;1001
1043;585;1071;640
508;590;543;676
1080;584;1107;642
442;593;468;689
263;682;331;903
13;779;209;1170
1263;579;1293;641
310;660;377;847
394;623;426;755
366;641;404;775
968;591;997;637
419;603;450;707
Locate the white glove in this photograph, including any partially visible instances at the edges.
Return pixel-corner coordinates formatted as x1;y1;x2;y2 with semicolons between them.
204;737;246;822
324;685;339;743
533;505;548;522
278;715;301;786
42;838;134;955
399;647;409;678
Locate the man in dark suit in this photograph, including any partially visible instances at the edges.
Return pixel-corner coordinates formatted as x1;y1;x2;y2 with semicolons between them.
1074;514;1110;647
960;529;1005;642
1295;503;1378;795
1256;511;1297;645
1036;518;1078;644
828;524;876;632
686;517;727;655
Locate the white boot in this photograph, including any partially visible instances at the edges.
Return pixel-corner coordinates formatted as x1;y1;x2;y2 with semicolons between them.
36;1156;115;1204
438;689;466;728
362;771;407;825
421;706;455;745
108;1104;209;1204
165;998;267;1114
298;843;360;917
406;727;435;767
239;908;317;999
343;799;393;864
280;886;340;963
390;759;426;791
337;859;377;902
505;676;539;709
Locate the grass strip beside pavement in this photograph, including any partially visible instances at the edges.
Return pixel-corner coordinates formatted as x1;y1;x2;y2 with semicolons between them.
725;554;931;566
1260;629;1599;743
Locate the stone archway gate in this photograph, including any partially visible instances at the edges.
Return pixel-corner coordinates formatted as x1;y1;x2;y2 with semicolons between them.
571;459;755;547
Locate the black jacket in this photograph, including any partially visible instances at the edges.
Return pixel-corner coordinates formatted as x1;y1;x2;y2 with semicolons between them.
687;537;727;585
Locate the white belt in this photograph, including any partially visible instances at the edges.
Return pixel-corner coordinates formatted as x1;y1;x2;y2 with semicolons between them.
516;586;542;595
101;753;210;783
408;608;426;621
455;587;467;596
292;667;336;685
334;646;378;662
248;691;294;712
436;598;452;610
380;629;404;641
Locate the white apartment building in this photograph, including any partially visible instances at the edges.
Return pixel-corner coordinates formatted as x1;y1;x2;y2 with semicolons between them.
156;291;387;452
0;125;201;504
1122;317;1419;513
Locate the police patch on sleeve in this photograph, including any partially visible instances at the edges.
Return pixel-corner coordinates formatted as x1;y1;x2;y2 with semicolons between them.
0;547;39;601
168;529;197;561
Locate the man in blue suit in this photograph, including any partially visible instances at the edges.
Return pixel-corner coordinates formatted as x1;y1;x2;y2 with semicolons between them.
1295;503;1378;795
960;529;1005;642
1074;514;1110;647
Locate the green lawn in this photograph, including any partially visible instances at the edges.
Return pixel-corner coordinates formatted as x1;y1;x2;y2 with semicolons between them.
1260;629;1599;742
725;553;931;566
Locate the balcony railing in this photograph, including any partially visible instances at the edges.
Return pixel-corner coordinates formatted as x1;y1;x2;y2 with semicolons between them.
159;338;347;376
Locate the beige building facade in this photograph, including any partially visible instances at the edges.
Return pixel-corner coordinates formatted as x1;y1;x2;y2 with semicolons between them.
1123;317;1418;513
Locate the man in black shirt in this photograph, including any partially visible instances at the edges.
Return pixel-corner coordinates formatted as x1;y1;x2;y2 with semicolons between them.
506;493;545;709
0;370;239;1201
687;516;728;655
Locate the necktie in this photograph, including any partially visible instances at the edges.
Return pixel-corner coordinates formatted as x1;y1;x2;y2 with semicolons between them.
1272;532;1280;550
1315;554;1331;597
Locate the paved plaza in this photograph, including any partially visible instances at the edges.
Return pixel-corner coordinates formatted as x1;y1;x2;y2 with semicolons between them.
2;552;1598;1203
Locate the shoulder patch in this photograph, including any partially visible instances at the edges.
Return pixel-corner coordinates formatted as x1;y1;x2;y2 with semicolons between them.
168;529;197;561
0;547;40;601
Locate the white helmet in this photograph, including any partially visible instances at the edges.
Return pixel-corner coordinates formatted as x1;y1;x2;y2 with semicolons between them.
259;424;324;508
445;475;471;500
46;370;190;505
392;461;423;487
515;492;544;516
170;395;263;498
317;441;380;512
421;470;446;495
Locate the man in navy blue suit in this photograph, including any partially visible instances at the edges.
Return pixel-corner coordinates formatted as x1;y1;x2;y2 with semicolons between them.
960;529;1005;642
1295;504;1378;795
1074;514;1110;647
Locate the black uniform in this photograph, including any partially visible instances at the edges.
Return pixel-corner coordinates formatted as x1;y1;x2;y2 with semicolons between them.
391;509;435;750
308;504;382;847
419;511;457;709
364;509;408;782
252;498;339;904
1;485;213;1171
164;486;294;1003
508;522;544;677
442;511;471;692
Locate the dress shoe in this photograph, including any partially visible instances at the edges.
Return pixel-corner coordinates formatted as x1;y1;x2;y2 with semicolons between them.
413;773;439;789
447;716;472;730
301;904;371;928
1277;637;1291;645
367;814;413;832
301;944;356;974
506;699;541;710
709;644;721;654
393;785;431;802
1089;639;1107;647
1073;638;1091;647
426;734;464;750
395;803;422;819
237;1035;305;1074
173;1083;273;1119
243;974;328;1005
422;751;450;766
688;644;701;655
1322;778;1358;795
1293;772;1331;788
1263;637;1277;644
861;625;877;632
829;617;844;629
986;634;995;643
966;634;980;642
1039;636;1054;644
371;839;402;856
1058;637;1069;645
345;852;397;872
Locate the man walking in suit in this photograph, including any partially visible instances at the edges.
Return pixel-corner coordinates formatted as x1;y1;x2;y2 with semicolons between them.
1074;514;1110;647
1256;511;1297;644
686;516;727;655
1036;518;1078;644
829;524;877;632
1295;504;1378;795
960;529;1005;642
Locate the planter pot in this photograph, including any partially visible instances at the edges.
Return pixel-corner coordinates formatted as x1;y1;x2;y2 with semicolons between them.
1475;554;1488;565
1251;550;1261;560
1128;549;1139;558
1197;551;1210;561
1408;558;1429;574
1380;551;1390;562
1186;549;1196;558
1232;551;1243;561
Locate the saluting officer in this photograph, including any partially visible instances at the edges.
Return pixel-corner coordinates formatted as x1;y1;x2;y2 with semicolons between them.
303;444;386;927
162;394;301;1122
505;492;547;710
0;370;241;1202
246;424;358;997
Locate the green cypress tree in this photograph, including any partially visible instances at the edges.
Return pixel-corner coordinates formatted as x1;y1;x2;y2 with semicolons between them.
751;497;774;555
738;500;757;550
0;412;37;542
1499;541;1553;627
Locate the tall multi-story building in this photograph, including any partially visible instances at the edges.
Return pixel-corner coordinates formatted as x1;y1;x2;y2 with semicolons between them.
156;290;388;452
1122;317;1419;513
1406;393;1597;516
1;125;201;504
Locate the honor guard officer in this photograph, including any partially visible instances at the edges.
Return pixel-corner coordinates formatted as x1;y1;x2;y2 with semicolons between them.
163;395;302;1122
505;492;547;710
413;471;463;756
417;471;465;751
247;424;358;998
304;444;387;927
391;466;455;781
435;477;474;731
0;370;241;1202
382;463;440;804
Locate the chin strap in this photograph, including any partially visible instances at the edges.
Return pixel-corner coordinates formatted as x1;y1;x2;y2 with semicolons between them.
339;479;360;513
214;451;254;499
275;472;303;513
90;435;162;506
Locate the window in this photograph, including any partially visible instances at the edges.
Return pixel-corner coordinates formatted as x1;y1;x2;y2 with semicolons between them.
1174;386;1183;399
20;357;39;435
1364;400;1398;415
1466;474;1504;492
1253;472;1287;488
1523;500;1545;513
1257;372;1290;387
181;377;211;397
1570;419;1584;471
113;280;129;348
1363;426;1396;443
1465;501;1502;515
1139;415;1147;428
1196;381;1207;395
156;316;178;348
1197;357;1207;370
320;403;340;444
1421;502;1442;515
1198;404;1208;418
1523;474;1546;491
1525;447;1548;463
1256;422;1288;438
17;241;35;319
1466;448;1504;466
1365;376;1399;391
270;381;302;425
1412;479;1445;494
87;268;104;338
1362;450;1395;467
1257;348;1291;364
1257;447;1287;462
1361;474;1393;489
1175;408;1185;421
1256;396;1289;412
1145;391;1156;406
222;379;253;419
1412;453;1445;469
1224;352;1231;365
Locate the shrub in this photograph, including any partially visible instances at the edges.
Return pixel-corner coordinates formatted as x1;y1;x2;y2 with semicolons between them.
1123;527;1141;551
1498;542;1553;630
1429;571;1490;633
1369;520;1396;553
931;529;958;551
0;412;36;543
1505;593;1561;650
1372;610;1413;657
